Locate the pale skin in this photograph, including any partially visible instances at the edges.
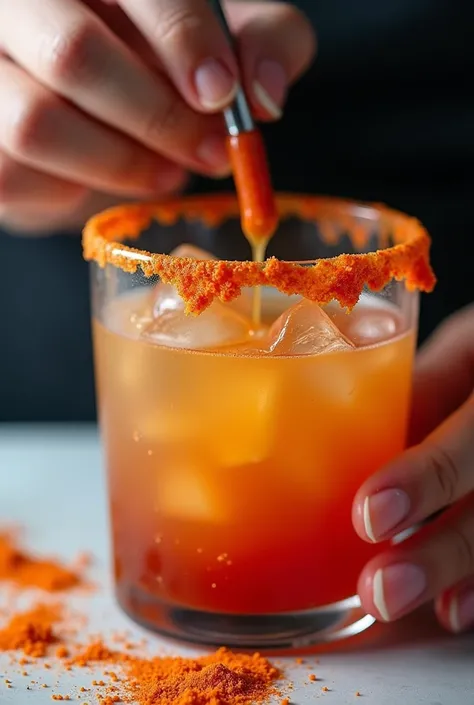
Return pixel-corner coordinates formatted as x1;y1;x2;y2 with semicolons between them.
0;0;315;232
354;305;474;634
1;0;473;634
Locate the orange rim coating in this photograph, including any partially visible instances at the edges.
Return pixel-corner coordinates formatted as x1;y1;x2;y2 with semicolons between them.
82;194;436;315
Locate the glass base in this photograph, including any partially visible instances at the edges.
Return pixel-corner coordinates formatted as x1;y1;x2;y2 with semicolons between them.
118;588;376;649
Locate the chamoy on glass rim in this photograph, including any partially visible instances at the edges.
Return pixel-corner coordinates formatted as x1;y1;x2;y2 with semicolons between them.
83;193;435;649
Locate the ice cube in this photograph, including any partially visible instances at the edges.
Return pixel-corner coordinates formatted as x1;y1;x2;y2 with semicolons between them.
266;299;355;356
170;244;215;260
105;288;153;339
324;296;400;346
144;243;252;349
203;366;280;467
156;243;254;319
151;244;215;319
143;299;252;350
133;408;198;446
158;464;227;523
346;309;399;345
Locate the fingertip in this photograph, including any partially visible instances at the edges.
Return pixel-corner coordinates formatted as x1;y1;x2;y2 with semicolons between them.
252;60;287;120
352;493;373;543
359;560;428;623
193;58;238;112
196;133;231;174
435;586;474;634
228;3;315;122
357;565;385;623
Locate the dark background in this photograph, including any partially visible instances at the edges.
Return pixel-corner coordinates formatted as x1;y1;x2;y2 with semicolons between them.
1;0;473;421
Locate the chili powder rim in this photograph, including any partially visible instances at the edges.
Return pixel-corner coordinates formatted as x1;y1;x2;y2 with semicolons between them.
82;193;436;314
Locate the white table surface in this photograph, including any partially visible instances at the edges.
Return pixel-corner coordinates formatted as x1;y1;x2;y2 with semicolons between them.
0;424;473;705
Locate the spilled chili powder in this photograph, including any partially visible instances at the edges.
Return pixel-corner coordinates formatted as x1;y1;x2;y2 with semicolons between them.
0;604;60;657
64;640;281;705
0;532;318;704
0;598;282;705
124;648;280;705
0;532;81;591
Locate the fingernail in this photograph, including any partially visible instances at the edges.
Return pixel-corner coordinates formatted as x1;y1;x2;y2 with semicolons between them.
196;134;231;175
363;489;411;541
373;563;427;621
253;60;287;119
450;590;474;633
194;59;237;110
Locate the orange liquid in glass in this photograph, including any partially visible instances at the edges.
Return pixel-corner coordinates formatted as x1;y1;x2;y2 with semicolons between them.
94;292;414;615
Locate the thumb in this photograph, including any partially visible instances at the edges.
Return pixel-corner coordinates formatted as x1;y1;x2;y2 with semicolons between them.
409;305;474;445
228;1;316;120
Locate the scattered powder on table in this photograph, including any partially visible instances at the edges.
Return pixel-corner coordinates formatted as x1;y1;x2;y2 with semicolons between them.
123;647;281;705
0;532;81;591
0;530;306;705
0;604;61;657
65;641;281;705
0;605;284;705
67;641;117;667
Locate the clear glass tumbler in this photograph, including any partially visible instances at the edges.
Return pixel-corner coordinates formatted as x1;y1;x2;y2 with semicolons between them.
86;195;428;649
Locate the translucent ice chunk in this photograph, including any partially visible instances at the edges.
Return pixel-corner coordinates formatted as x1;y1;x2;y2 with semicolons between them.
346;308;399;345
162;243;253;318
152;244;215;319
158;465;227;523
324;295;401;346
144;243;254;350
170;244;215;260
267;299;355;356
143;294;252;350
203;366;280;467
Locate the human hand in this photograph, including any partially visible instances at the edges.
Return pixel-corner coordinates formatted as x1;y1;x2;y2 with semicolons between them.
353;305;474;633
0;0;315;234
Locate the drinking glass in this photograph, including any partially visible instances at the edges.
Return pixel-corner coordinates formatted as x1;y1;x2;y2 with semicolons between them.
87;195;422;648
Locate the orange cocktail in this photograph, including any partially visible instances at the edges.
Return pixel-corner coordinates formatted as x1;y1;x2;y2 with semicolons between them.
84;195;434;647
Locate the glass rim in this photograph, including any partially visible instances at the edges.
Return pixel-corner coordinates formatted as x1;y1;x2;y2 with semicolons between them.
82;193;435;315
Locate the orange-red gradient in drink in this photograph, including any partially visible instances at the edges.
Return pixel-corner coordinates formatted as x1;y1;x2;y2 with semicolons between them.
94;290;415;615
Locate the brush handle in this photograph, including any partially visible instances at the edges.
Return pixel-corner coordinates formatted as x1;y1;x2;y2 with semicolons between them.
208;0;254;135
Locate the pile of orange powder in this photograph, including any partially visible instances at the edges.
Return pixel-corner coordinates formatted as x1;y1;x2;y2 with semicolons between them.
0;530;284;705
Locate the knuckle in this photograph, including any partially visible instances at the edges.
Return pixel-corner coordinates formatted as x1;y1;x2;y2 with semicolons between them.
108;143;147;185
152;7;203;52
426;445;461;507
143;94;184;145
7;95;57;157
41;21;101;86
447;525;474;577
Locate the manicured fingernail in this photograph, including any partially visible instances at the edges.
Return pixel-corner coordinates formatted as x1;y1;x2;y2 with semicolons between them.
363;489;410;542
196;134;231;175
253;60;287;119
373;563;427;621
194;59;237;110
449;590;474;633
